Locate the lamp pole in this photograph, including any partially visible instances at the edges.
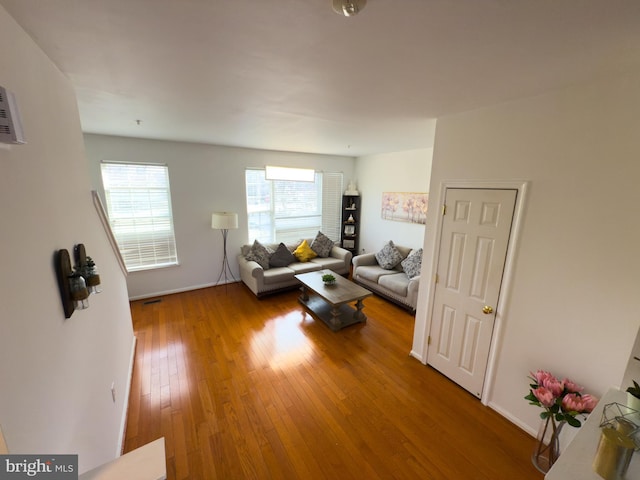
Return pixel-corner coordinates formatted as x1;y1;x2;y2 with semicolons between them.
215;227;237;286
211;212;239;291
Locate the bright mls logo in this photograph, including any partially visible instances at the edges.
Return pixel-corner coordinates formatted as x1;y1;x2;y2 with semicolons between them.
0;455;77;479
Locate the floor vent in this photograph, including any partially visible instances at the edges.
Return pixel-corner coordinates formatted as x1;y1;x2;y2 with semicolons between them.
143;299;162;305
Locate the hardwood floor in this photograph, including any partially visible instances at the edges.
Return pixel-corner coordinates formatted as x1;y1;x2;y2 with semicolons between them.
124;283;542;479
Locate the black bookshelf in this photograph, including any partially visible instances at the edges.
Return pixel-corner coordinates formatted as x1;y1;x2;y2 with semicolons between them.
341;195;360;254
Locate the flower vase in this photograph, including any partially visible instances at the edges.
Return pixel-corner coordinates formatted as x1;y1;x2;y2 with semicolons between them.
532;417;565;474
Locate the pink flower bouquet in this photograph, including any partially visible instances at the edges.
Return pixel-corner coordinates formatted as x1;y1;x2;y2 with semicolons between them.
525;370;598;427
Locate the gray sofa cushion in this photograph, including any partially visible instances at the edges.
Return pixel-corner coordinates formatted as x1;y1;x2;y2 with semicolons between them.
356;265;399;283
310;256;346;271
310;231;334;258
287;262;321;274
401;248;423;279
269;242;296;267
263;267;296;285
375;240;403;269
245;240;273;269
378;272;410;296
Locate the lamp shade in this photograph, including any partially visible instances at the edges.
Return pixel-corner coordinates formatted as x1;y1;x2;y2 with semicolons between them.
211;212;238;230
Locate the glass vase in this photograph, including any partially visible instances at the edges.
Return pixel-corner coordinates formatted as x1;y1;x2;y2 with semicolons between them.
532;416;565;474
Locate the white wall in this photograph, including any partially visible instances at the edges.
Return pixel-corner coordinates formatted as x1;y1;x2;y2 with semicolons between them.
355;148;432;253
83;134;356;299
412;71;640;435
0;7;135;473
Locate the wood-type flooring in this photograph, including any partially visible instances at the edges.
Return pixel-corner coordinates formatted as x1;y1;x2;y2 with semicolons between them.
124;283;542;479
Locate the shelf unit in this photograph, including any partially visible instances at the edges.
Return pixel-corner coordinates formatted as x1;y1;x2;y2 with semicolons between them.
341;194;360;254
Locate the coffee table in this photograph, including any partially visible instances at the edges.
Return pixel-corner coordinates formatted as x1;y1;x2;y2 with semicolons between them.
294;270;372;331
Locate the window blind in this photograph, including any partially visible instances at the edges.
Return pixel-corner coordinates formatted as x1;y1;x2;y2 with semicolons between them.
245;169;343;244
100;162;178;272
321;172;343;242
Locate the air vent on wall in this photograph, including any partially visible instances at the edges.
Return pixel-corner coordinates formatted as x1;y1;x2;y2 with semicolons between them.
0;86;26;145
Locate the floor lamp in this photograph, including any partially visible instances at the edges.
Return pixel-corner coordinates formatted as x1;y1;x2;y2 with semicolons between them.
211;212;238;288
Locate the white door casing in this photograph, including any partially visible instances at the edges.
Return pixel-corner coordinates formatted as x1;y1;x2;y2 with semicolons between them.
427;188;517;399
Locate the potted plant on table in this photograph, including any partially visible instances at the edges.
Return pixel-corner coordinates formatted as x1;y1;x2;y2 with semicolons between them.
321;273;336;286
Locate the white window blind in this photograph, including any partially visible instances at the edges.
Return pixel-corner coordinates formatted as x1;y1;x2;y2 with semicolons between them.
245;169;343;244
100;162;178;272
321;172;343;242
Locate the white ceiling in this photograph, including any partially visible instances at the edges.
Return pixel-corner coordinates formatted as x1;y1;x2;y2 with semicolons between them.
2;0;640;157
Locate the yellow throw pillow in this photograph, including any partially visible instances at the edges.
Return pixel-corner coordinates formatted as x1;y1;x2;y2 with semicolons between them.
293;239;318;262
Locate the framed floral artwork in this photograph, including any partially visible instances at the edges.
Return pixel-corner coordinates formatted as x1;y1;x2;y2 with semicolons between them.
381;192;428;224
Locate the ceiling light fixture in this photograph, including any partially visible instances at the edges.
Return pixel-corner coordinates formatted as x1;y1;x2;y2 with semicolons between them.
332;0;367;17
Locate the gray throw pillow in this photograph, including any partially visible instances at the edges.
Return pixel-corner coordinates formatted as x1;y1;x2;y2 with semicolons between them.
245;239;272;270
401;248;423;279
375;240;403;269
311;231;334;258
269;242;296;267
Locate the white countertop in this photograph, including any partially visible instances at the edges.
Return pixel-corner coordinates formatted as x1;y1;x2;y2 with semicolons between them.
546;388;640;479
79;438;166;480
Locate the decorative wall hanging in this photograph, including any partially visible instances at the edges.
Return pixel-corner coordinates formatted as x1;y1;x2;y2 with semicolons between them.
381;192;428;224
55;243;102;318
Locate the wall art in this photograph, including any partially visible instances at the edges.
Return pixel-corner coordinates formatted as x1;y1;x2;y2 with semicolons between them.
381;192;428;224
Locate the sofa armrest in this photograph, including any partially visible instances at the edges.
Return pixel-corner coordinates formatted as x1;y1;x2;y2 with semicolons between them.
352;252;378;269
237;254;264;280
330;245;353;265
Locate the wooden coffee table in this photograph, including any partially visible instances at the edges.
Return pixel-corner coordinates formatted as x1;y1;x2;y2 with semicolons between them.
294;270;372;331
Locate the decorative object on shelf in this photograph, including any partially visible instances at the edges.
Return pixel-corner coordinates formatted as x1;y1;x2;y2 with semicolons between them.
211;211;239;288
525;370;598;473
381;192;428;225
332;0;367;17
55;243;102;318
593;402;640;479
344;180;360;196
321;273;336;286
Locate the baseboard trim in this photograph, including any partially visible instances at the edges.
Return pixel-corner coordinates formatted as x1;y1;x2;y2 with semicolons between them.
409;349;425;363
117;335;137;456
487;401;536;437
128;281;239;301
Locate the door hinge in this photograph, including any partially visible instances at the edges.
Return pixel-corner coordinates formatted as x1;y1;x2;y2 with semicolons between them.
435;273;439;284
442;205;446;215
427;335;432;345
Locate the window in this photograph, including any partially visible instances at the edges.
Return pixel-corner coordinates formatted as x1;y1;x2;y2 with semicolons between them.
245;168;343;244
100;162;178;272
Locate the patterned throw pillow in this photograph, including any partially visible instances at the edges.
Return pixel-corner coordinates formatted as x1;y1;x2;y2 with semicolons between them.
310;231;334;258
375;240;403;270
401;248;423;279
245;239;272;270
269;242;296;267
293;239;318;262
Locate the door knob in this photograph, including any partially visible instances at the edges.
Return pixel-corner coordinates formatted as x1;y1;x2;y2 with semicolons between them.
482;305;494;314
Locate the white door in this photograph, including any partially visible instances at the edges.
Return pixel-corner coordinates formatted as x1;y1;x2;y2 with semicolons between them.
427;188;517;398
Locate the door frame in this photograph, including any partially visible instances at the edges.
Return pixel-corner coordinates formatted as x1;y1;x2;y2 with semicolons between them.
418;179;529;405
